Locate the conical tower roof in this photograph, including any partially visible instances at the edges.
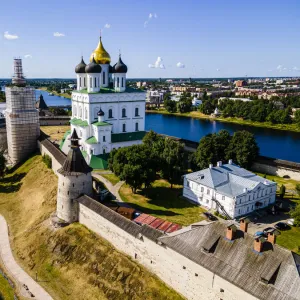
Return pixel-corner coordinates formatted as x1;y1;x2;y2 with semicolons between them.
58;129;92;175
90;36;111;64
36;94;48;110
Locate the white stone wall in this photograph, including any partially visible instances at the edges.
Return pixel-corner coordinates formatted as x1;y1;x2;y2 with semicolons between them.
38;141;62;174
78;203;257;300
57;173;92;223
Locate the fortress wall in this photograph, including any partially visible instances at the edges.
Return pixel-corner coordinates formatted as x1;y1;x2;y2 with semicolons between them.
0;128;7;151
251;162;300;181
78;202;256;300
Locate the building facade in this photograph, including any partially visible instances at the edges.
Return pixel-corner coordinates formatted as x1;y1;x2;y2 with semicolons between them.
61;36;146;168
5;59;39;165
183;161;277;219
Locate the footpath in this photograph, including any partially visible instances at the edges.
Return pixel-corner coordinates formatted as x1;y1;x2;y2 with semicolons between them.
0;215;53;300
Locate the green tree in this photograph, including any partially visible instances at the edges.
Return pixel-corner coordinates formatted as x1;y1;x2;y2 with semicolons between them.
279;184;286;200
164;99;177;113
199;100;215;115
0;151;6;178
290;203;300;226
160;138;185;188
295;183;300;196
294;110;300;126
192;134;215;170
225;131;259;169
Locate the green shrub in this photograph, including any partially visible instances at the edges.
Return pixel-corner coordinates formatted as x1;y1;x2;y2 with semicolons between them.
42;154;52;169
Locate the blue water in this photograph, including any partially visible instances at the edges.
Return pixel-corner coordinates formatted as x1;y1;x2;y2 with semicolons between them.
35;90;71;107
145;113;300;162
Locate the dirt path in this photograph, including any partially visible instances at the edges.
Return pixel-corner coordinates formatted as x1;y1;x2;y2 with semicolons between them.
0;215;53;300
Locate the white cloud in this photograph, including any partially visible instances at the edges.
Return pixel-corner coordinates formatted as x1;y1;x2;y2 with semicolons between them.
144;12;158;27
4;31;18;40
292;66;300;72
149;57;165;69
53;32;65;37
176;62;185;68
104;23;111;29
24;54;32;59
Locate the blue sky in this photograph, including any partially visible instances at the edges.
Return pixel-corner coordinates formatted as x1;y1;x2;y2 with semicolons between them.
1;0;300;78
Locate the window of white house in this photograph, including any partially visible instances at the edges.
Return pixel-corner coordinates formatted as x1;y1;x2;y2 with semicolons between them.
207;189;210;195
206;199;209;204
222;195;225;200
135;122;139;131
135;107;139;116
122;123;126;132
103;136;106;142
122;108;126;118
201;187;204;192
108;109;113;118
186;180;190;187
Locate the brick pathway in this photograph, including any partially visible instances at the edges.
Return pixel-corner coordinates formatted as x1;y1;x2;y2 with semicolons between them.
0;215;53;300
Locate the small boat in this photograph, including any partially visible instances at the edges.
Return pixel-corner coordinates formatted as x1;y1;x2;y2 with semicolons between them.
48;92;54;96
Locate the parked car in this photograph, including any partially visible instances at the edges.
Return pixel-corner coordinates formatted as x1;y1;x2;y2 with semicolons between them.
203;212;217;221
263;227;276;234
254;231;266;238
274;222;290;231
287;218;295;226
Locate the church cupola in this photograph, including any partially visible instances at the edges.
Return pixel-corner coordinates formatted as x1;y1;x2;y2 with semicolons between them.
85;57;102;93
90;36;111;65
112;55;127;92
75;57;87;91
97;108;105;122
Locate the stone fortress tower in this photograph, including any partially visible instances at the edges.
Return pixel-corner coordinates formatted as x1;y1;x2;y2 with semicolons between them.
56;129;93;223
5;59;40;165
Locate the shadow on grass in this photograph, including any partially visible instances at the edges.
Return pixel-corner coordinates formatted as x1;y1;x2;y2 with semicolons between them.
0;172;26;193
0;173;26;184
139;186;198;210
0;183;23;193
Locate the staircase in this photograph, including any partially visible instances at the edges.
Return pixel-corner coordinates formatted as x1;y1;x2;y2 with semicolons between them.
212;199;232;220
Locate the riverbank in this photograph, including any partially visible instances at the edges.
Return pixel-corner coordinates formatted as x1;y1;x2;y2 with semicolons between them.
146;109;300;133
37;87;71;99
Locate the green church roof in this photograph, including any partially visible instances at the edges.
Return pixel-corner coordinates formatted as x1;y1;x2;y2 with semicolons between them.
86;136;98;144
70;118;89;127
92;121;112;127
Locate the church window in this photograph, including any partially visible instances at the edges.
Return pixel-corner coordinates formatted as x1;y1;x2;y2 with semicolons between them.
103;136;106;142
90;77;92;88
108;109;113;118
122;108;126;118
135;122;139;131
90;149;93;155
103;72;105;84
79;77;82;87
94;77;97;87
201;187;204;192
117;77;120;88
122;77;124;87
135;107;139;116
84;77;86;87
123;123;126;132
103;148;106;154
85;108;87;119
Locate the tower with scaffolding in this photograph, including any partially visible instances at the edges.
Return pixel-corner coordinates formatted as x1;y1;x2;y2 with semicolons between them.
5;58;40;165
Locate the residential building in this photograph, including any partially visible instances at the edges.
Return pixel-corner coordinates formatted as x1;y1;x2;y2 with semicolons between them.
192;97;202;106
235;80;247;87
183;160;277;219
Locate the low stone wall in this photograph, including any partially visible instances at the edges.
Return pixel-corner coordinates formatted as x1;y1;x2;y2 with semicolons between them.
37;137;65;174
78;196;255;300
0;127;7;151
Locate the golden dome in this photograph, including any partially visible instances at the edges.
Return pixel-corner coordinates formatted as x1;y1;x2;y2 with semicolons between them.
90;37;111;64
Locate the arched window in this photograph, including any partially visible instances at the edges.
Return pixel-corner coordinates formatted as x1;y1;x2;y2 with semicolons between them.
73;106;77;116
103;72;105;84
98;77;100;87
79;77;82;87
108;109;113;118
85;108;87;119
94;77;97;87
103;148;106;154
94;107;99;119
135;107;139;116
122;108;126;118
80;107;82;118
117;77;120;88
135;122;139;131
84;77;86;87
90;77;92;88
122;77;124;87
122;123;126;132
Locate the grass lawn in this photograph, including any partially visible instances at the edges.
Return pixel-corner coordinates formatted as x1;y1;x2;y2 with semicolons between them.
276;226;300;254
0;155;182;300
119;179;205;226
0;272;15;300
101;173;120;185
40;125;71;142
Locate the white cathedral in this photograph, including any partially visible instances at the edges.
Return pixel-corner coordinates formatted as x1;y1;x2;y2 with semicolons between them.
60;36;146;169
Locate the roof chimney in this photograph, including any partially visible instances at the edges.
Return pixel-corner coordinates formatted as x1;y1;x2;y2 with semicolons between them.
217;161;222;167
254;237;264;253
226;224;237;241
239;218;249;233
209;164;213;169
228;159;233;165
267;232;276;245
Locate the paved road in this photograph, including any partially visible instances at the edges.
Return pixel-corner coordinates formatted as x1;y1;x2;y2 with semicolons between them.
0;215;53;300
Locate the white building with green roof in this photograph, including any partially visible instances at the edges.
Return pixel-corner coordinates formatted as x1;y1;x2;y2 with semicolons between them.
60;35;146;169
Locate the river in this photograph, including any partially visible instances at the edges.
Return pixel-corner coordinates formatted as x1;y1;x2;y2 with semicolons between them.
145;113;300;163
22;91;300;163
